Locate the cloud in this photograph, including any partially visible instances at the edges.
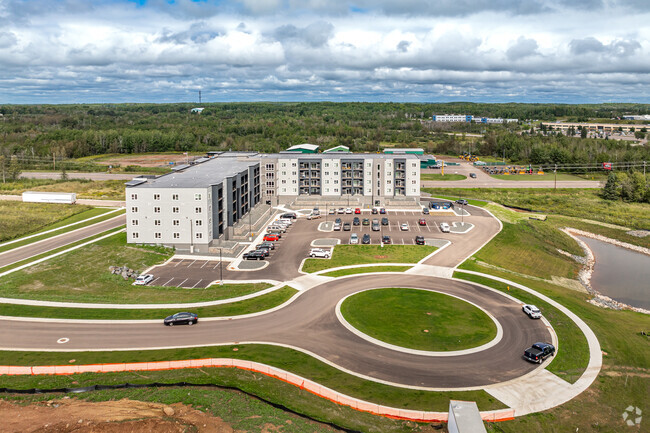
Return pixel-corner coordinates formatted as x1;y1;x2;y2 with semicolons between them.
0;31;17;48
569;37;642;57
274;21;334;47
506;37;539;60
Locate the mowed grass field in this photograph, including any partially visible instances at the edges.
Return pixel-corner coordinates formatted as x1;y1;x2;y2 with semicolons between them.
301;245;437;273
0;201;94;242
422;187;650;229
341;288;497;351
0;178;126;200
420;173;466;181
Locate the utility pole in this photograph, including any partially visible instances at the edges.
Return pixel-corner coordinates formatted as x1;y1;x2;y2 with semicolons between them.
554;164;557;190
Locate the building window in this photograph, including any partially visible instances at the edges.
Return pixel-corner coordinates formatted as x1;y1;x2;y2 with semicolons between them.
154;207;160;213
131;219;138;226
132;232;139;239
195;207;202;214
130;193;138;200
281;162;286;167
282;171;286;176
387;180;391;184
195;193;202;201
292;162;296;167
154;233;161;239
265;163;275;170
281;179;286;184
172;207;179;213
265;172;275;179
153;194;160;200
334;188;339;192
324;163;329;167
131;207;138;213
195;220;202;226
173;220;179;226
196;233;203;239
154;220;161;226
266;181;275;188
173;233;180;239
172;194;179;200
412;180;417;184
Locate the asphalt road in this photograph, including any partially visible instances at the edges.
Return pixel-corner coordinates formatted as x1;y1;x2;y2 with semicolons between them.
0;215;126;269
1;275;552;388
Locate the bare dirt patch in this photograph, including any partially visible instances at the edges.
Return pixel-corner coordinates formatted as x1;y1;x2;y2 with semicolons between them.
97;154;196;168
0;398;234;433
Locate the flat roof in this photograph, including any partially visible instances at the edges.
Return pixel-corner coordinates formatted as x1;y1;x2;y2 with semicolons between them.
128;157;258;189
260;153;419;160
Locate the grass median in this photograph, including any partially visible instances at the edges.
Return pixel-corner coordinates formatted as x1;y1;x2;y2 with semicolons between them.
321;265;412;277
421;173;466;181
0;286;296;320
302;245;437;273
341;288;497;351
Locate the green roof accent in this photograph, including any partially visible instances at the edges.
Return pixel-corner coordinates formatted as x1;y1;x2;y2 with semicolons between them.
323;145;350;153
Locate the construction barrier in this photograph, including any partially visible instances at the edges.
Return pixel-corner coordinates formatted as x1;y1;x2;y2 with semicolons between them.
0;358;516;423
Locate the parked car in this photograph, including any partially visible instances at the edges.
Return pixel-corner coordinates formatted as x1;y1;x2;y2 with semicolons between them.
329;208;336;215
350;233;359;244
469;173;477;178
456;199;468;206
256;241;275;250
362;233;371;244
255;248;270;257
381;217;389;226
281;212;297;219
422;207;430;215
309;248;331;258
333;223;341;231
523;342;555;364
440;222;451;233
371;207;379;214
307;213;321;220
418;218;427;226
164;312;198;326
335;217;342;224
338;208;345;214
379;207;386;214
415;235;425;245
343;222;351;231
372;219;380;231
400;223;409;231
354;208;361;214
353;217;360;226
243;250;266;260
345;208;353;214
263;234;280;242
133;274;154;286
362;218;370;226
522;305;542;319
267;228;284;236
312;207;320;216
382;235;391;244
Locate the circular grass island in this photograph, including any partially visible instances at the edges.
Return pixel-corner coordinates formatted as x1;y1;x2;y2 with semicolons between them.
340;288;497;351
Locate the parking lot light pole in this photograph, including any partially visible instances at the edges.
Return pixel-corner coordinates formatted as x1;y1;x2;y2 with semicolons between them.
219;248;223;285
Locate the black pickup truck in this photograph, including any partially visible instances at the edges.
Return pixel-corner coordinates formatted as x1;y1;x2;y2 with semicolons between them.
243;250;266;260
523;342;555;363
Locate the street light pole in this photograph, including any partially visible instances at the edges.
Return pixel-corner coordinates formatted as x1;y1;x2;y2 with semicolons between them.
219;248;223;285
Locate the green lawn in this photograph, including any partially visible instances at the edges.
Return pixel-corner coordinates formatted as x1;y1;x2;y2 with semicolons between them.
422;187;650;229
490;173;592;181
301;245;437;273
420;173;466;181
0;178;126;200
341;288;497;351
0;201;94;242
321;265;412;277
0;286;296;320
0;208;123;254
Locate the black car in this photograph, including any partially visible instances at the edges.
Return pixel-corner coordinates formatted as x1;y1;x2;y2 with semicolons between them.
362;234;371;244
469;173;477;178
281;212;297;219
256;248;269;257
415;235;425;245
164;312;198;326
456;199;468;206
382;235;391;244
523;342;555;364
335;217;342;224
422;207;430;215
343;222;351;231
353;217;360;226
256;241;275;250
371;208;378;214
381;217;389;225
362;218;370;225
243;250;266;260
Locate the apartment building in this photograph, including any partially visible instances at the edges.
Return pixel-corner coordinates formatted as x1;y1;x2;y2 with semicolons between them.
126;157;260;253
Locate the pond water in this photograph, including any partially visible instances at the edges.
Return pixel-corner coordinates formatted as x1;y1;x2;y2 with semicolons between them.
578;236;650;310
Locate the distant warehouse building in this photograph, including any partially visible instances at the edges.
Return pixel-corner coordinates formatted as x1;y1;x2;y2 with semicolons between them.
432;114;473;122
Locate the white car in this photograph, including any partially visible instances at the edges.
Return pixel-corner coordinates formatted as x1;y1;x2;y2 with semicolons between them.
307;213;322;220
345;208;353;214
328;208;336;215
133;274;154;286
400;223;409;231
350;233;359;244
523;304;542;319
333;223;341;231
309;248;331;258
440;222;451;233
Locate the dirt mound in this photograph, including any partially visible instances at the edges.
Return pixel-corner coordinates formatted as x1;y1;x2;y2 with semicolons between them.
0;398;233;433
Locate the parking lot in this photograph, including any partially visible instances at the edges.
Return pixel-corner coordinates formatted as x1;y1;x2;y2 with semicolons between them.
148;258;226;288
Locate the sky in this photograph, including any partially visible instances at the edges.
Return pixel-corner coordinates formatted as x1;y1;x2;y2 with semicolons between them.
0;0;649;104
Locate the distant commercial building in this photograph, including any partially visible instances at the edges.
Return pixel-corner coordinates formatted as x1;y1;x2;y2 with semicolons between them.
477;117;518;124
541;122;649;133
323;145;350;153
284;143;320;153
622;115;650;121
432;114;473;122
383;148;424;155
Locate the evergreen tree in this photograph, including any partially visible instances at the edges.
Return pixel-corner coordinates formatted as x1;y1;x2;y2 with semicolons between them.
601;172;619;200
8;156;21;181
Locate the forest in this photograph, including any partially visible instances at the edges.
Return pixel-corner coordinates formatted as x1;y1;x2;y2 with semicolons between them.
0;102;649;169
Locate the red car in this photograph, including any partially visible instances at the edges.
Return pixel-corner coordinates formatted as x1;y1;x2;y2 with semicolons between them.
264;234;280;242
354;208;361;214
418;218;427;226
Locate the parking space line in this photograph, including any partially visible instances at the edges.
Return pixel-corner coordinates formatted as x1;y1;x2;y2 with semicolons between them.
150;277;160;285
213;262;221;270
200;261;209;268
401;238;405;245
187;260;197;267
163;278;174;286
191;279;203;288
174;260;184;267
177;278;188;288
426;225;431;232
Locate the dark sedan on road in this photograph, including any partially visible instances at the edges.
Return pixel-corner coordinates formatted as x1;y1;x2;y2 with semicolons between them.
353;217;360;226
415;235;425;245
164;312;198;326
362;234;371;244
382;235;391;244
381;217;389;225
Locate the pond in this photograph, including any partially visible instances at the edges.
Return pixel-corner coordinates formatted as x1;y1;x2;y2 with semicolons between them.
578;236;649;310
